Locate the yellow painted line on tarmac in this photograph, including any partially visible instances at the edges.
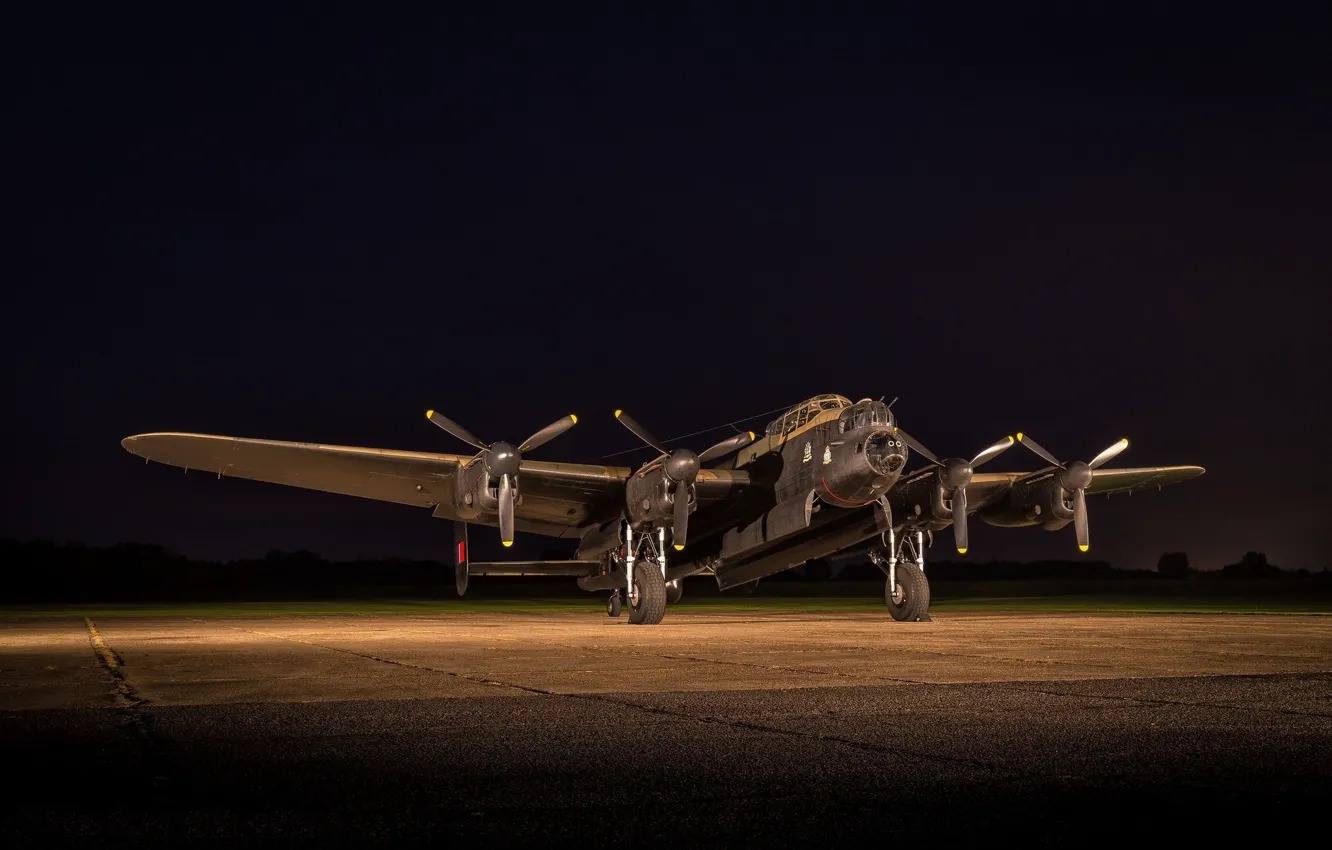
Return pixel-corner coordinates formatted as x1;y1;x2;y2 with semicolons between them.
85;617;119;668
85;617;135;706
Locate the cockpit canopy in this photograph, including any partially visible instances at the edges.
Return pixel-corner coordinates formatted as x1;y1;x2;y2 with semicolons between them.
764;394;852;438
837;398;894;434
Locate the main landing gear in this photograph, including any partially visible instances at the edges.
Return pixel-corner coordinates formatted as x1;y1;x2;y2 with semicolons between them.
870;528;933;622
605;524;669;625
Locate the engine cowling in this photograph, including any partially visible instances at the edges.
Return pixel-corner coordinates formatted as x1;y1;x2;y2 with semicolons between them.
977;475;1075;530
624;463;693;530
457;448;521;515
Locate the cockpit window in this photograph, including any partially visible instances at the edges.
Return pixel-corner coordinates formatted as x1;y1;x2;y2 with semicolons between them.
768;395;852;439
841;400;893;431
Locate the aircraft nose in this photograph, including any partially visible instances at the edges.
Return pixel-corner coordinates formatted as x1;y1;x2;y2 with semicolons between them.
866;430;907;475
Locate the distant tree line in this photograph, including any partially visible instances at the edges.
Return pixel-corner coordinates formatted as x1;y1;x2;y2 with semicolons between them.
0;539;1324;604
1154;550;1317;580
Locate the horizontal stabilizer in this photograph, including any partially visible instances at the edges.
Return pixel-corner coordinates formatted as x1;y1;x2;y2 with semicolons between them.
468;560;600;577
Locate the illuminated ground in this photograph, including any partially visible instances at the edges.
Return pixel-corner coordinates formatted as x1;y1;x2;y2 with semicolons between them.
4;609;1331;845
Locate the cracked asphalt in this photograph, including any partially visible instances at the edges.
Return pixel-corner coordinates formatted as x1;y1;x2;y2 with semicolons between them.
2;610;1330;846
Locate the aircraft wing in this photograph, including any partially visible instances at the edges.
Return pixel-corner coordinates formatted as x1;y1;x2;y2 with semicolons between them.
121;432;751;538
963;464;1205;504
1085;464;1206;495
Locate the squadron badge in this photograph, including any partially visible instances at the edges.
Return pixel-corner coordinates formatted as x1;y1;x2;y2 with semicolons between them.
802;441;812;463
823;445;832;465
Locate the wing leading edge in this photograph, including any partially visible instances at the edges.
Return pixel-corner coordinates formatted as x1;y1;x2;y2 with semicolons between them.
121;432;751;538
960;464;1205;506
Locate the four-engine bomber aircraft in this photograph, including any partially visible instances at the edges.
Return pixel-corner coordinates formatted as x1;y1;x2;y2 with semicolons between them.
121;394;1204;624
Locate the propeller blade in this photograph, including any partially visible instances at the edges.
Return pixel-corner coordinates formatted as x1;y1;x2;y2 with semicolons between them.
1015;432;1064;468
698;431;756;464
498;473;515;547
519;414;578;453
971;436;1016;469
895;427;941;466
426;410;488;451
953;486;969;554
614;410;669;455
672;486;689;550
1087;438;1129;470
1073;487;1088;552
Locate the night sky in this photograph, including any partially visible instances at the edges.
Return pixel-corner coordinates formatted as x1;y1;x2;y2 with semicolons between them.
10;5;1330;571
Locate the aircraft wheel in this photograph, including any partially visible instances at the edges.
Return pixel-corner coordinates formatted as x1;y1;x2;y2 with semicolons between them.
665;579;683;606
607;592;622;618
627;565;666;625
885;562;931;622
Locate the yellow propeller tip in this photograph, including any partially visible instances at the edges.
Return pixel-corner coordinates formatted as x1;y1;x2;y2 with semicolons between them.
1079;544;1089;552
957;548;967;554
673;544;684;551
502;540;513;548
614;409;622;418
1016;432;1024;441
569;414;577;424
1006;435;1015;443
748;431;756;440
426;409;435;419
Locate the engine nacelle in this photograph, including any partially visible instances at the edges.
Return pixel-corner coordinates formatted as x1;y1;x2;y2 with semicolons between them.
454;454;520;518
624;465;693;531
886;470;953;527
978;476;1074;530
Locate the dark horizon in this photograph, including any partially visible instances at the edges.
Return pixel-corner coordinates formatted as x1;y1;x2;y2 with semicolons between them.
10;5;1330;571
3;536;1322;611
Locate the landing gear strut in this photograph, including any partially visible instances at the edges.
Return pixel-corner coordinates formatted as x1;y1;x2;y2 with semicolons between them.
870;528;932;622
616;524;668;625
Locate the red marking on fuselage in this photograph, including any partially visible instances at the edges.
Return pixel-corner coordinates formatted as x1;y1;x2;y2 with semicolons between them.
819;476;872;506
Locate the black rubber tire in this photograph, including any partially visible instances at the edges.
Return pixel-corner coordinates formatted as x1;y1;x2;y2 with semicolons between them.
607;593;621;618
665;579;683;606
885;562;931;622
627;565;667;625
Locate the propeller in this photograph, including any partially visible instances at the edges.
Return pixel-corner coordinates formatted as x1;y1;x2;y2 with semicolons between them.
1014;433;1129;552
614;410;755;550
426;410;578;547
900;428;1017;554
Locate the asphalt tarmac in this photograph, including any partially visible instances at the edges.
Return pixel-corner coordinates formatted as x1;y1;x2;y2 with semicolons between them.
3;610;1331;846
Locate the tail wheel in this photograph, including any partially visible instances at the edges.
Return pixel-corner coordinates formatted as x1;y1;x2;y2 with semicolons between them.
665;579;683;605
607;591;622;618
885;562;931;622
628;564;667;625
